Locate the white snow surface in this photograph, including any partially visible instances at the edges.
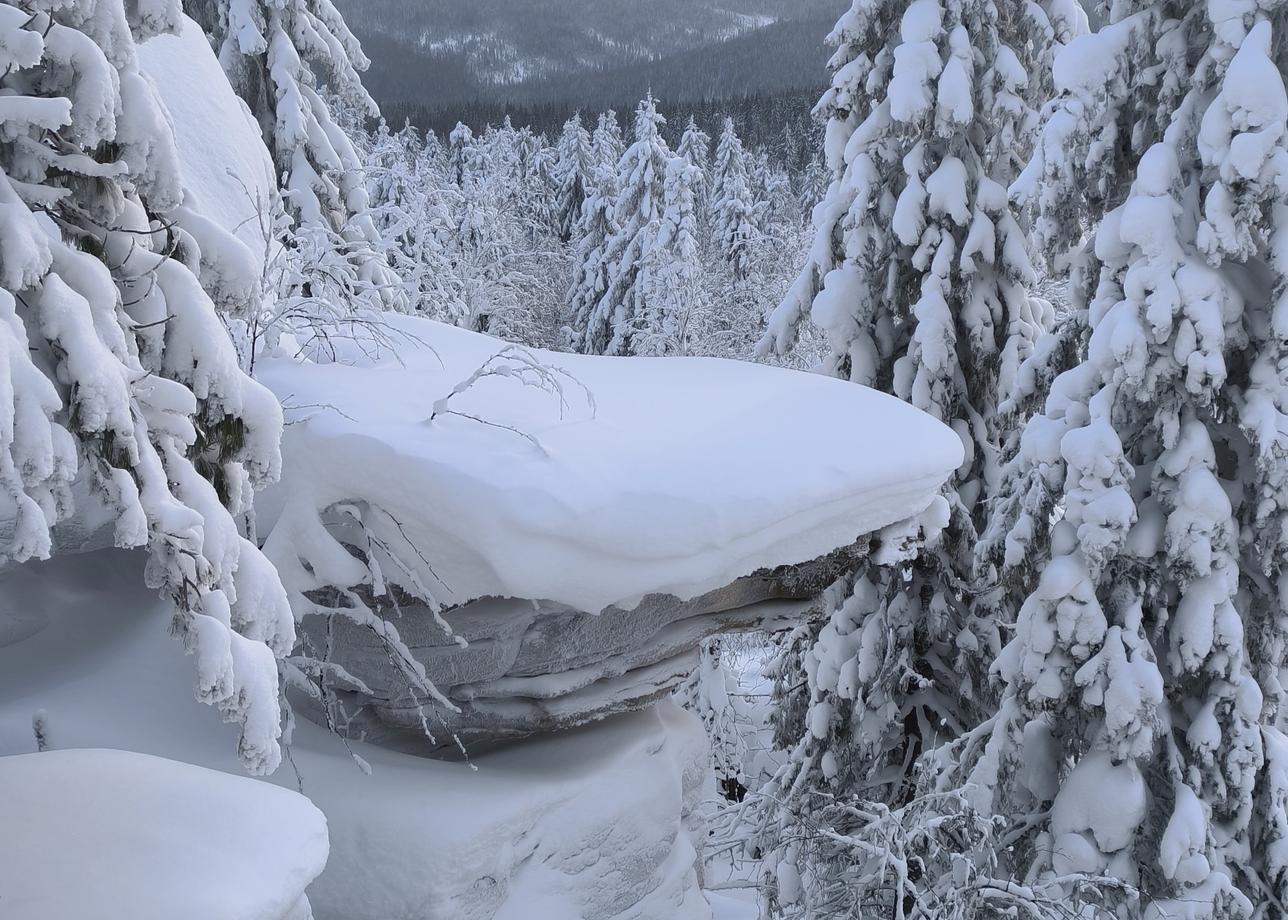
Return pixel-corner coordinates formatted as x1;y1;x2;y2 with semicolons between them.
138;17;276;269
0;748;327;920
0;550;715;920
258;316;962;612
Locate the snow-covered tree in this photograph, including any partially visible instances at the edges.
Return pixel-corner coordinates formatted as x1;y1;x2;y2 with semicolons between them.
593;111;625;173
753;0;1080;912
573;95;672;356
565;156;619;352
432;123;566;345
683;639;751;801
709;118;758;277
448;121;474;186
636;156;703;356
748;150;795;235
676;116;712;214
0;0;291;773
553;114;596;243
363;123;464;321
946;6;1288;916
189;0;404;312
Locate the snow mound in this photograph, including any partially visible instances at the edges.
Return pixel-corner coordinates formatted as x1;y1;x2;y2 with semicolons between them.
0;550;712;920
138;17;276;269
259;315;962;612
0;748;328;920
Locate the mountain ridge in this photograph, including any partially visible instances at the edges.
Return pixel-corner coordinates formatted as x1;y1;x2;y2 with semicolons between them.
339;0;843;110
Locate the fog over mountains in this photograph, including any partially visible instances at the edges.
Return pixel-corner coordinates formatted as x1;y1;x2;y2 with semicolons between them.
338;0;844;113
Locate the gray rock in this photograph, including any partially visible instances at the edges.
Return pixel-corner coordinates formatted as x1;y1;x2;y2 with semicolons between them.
295;543;863;754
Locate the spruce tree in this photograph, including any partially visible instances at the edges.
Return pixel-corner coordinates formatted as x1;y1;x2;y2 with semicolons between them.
575;96;673;356
950;5;1288;915
638;157;703;355
189;0;404;312
754;0;1075;912
552;113;596;244
710;118;758;277
593;111;625;173
676;116;712;216
566;147;619;354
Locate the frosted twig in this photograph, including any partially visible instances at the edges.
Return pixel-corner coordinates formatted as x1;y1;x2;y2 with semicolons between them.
425;345;594;453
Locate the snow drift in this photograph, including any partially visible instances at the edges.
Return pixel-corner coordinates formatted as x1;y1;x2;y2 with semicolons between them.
0;748;328;920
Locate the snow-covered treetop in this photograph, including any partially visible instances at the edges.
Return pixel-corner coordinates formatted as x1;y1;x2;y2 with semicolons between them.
189;0;375;228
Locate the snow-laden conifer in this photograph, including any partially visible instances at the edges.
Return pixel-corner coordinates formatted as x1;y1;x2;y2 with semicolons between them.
710;118;758;277
553;114;595;243
676;116;712;214
190;0;404;311
948;6;1288;915
753;0;1079;912
0;0;291;773
636;156;703;355
574;96;673;355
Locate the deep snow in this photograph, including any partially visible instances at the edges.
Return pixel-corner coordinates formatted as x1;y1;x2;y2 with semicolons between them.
0;550;714;920
259;315;964;613
0;748;327;920
137;17;277;273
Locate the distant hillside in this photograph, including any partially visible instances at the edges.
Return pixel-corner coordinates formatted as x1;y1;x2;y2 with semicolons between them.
340;0;842;111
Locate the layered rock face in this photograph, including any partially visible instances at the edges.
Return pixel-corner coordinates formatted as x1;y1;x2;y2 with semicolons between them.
301;545;862;753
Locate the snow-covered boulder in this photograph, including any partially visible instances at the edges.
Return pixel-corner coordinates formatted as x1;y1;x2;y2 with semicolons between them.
307;555;844;749
257;316;962;748
0;748;328;920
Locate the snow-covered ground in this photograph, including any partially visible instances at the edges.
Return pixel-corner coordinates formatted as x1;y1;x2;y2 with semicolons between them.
0;748;327;920
0;550;714;920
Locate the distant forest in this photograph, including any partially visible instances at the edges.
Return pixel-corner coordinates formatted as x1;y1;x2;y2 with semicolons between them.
382;88;825;172
346;0;836;163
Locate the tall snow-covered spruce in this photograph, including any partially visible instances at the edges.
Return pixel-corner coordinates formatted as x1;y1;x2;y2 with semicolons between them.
554;113;595;243
188;0;404;313
949;4;1288;916
754;0;1080;913
565;123;620;352
573;95;676;356
710;118;758;279
676;116;712;219
0;0;291;772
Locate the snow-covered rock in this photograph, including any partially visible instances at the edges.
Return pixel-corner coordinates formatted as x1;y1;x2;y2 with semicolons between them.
302;550;840;750
0;550;715;920
256;316;961;747
0;748;328;920
258;315;962;613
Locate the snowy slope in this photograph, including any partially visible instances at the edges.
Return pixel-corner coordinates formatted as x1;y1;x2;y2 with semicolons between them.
259;316;963;612
0;748;327;920
0;550;714;920
138;17;277;271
